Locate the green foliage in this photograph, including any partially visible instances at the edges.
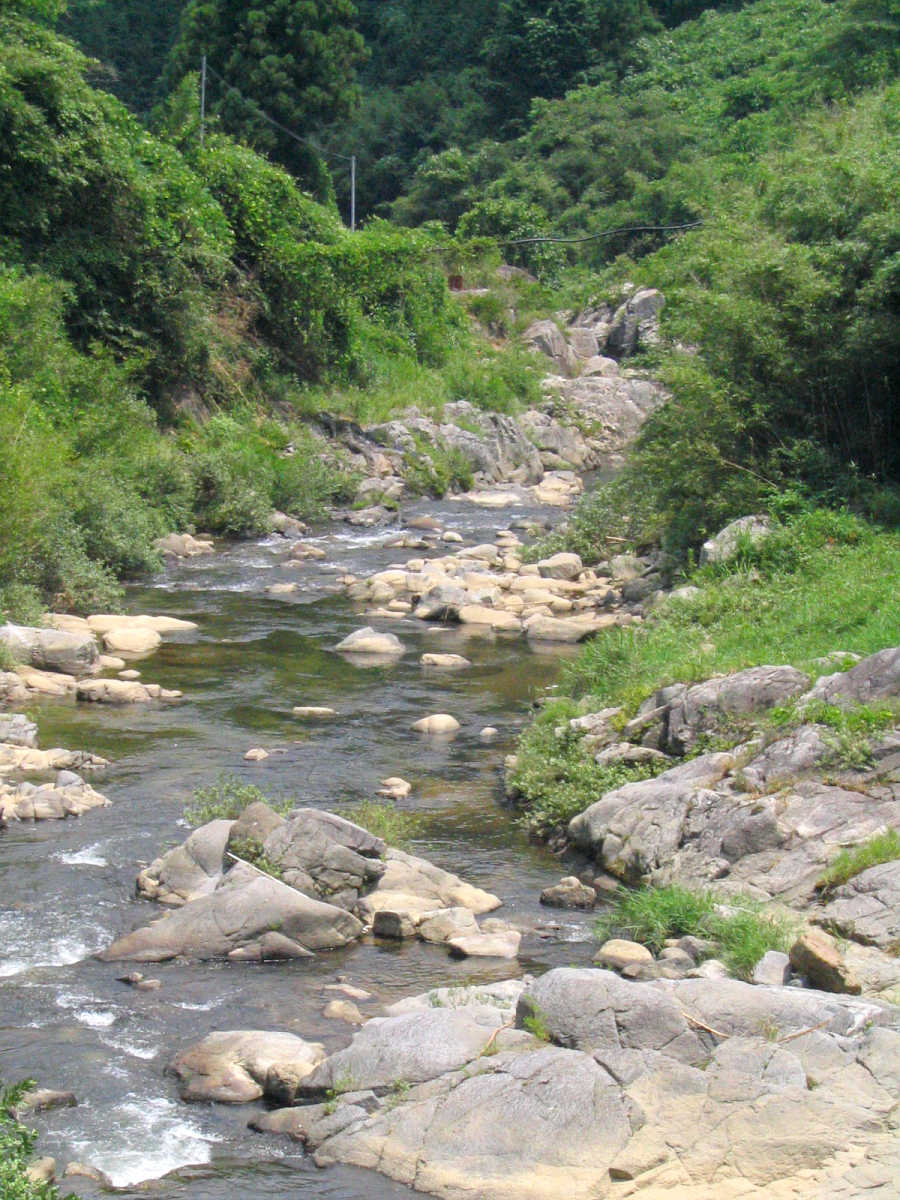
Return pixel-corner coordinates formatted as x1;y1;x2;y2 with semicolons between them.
228;836;285;881
564;509;900;716
60;0;185;113
167;0;365;195
520;1001;551;1042
184;772;293;826
403;439;474;499
509;707;666;837
339;801;422;849
595;884;796;979
0;1079;66;1200
817;829;900;894
458;197;565;282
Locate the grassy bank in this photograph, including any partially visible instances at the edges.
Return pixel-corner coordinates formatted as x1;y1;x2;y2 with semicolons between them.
510;507;900;836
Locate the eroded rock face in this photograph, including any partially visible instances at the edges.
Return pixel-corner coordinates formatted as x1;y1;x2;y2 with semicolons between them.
819;861;900;952
804;645;900;707
248;969;900;1200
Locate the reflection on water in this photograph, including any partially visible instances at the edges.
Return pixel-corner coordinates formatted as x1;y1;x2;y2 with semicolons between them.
1;494;599;1196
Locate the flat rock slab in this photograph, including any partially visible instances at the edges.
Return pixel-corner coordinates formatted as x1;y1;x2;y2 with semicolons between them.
298;1008;506;1095
169;1031;325;1103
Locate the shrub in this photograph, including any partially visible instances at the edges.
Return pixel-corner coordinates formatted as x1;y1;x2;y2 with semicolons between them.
595;884;796;979
339;800;422;849
0;1078;64;1200
184;773;293;826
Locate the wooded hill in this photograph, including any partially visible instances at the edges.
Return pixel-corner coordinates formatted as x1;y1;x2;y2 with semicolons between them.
0;0;897;622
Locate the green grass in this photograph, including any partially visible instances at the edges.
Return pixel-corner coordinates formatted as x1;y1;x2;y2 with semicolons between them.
508;711;666;838
565;509;900;717
595;884;797;980
184;773;294;827
339;800;423;849
817;830;900;894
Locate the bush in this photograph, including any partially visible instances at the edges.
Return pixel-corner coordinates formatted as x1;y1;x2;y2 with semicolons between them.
0;1078;64;1200
339;800;422;849
508;707;665;838
184;773;294;826
595;884;796;979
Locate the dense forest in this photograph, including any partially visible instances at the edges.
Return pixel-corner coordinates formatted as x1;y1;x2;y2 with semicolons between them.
0;0;898;622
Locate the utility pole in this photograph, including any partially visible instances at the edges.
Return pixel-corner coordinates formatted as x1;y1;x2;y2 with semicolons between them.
200;54;207;146
350;155;356;232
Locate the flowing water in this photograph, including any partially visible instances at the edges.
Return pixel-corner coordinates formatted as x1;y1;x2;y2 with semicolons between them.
1;494;599;1198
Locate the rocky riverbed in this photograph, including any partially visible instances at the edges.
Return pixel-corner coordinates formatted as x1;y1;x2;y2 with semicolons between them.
1;335;898;1198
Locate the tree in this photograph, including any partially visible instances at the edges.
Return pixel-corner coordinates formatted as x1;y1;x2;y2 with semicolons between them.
60;0;186;113
167;0;366;195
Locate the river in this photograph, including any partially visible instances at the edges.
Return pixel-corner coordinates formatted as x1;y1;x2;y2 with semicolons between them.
0;493;598;1198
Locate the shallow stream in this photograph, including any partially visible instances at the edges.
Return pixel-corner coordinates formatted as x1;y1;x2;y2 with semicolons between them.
1;494;599;1198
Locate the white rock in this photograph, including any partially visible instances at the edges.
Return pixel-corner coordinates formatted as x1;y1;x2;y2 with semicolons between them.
412;714;460;735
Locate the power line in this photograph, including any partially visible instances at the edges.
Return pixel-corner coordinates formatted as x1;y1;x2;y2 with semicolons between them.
204;61;354;162
496;221;704;248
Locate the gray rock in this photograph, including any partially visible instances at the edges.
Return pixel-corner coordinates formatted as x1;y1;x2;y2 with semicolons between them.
299;1008;506;1095
335;627;404;656
262;808;385;908
790;929;862;994
699;515;772;564
138;818;233;904
99;862;363;961
356;847;501;923
0;713;38;747
819;860;900;952
805;646;900;706
752;950;792;987
413;584;469;621
567;752;735;880
168;1031;325;1103
539;876;596;910
523;319;579;376
664;665;809;754
373;910;417;940
0;623;100;677
606;288;665;357
416;907;479;944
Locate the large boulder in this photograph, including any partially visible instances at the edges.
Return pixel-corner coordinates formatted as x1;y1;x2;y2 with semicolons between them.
356;848;501;923
0;624;99;677
298;1008;510;1096
99;863;363;962
663;665;810;754
804;646;900;706
605;288;664;357
261;808;385;908
137;819;234;905
169;1031;325;1103
567;752;735;880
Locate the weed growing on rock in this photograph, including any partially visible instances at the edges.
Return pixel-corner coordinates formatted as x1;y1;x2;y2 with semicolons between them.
595;884;796;980
521;1003;552;1043
816;830;900;895
184;773;293;826
340;801;422;849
